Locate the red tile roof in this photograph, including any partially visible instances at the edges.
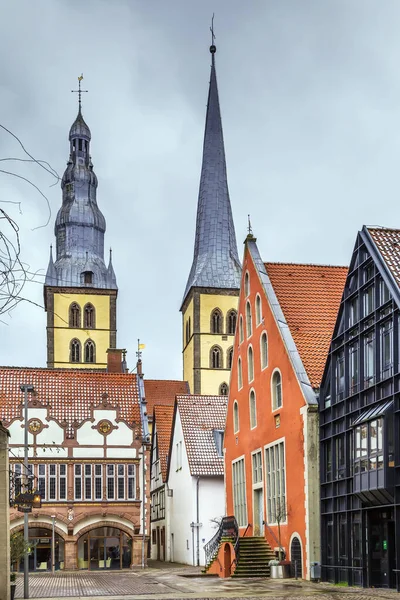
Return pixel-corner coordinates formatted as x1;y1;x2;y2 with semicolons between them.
367;227;400;286
265;263;348;388
145;379;189;415
153;405;175;481
176;395;228;477
0;367;140;437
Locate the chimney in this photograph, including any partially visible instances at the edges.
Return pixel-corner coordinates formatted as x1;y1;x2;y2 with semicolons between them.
106;349;126;374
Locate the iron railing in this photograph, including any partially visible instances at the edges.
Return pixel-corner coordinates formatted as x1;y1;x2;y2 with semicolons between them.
204;515;239;567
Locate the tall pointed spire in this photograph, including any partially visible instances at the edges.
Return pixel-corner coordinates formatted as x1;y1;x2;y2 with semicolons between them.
182;40;241;304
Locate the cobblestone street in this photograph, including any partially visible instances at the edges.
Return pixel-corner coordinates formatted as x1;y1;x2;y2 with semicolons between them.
13;564;400;600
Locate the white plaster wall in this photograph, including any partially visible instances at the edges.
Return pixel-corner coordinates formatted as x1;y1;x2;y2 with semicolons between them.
73;447;104;458
106;447;136;458
106;423;132;446
76;422;104;445
197;476;225;566
167;410;197;565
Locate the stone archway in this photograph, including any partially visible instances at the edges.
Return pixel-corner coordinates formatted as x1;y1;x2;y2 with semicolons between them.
76;522;135;571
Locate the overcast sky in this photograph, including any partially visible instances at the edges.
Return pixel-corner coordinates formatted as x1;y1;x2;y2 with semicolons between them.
1;0;400;379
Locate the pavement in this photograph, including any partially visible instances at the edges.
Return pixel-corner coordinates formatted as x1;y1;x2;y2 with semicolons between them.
14;561;400;600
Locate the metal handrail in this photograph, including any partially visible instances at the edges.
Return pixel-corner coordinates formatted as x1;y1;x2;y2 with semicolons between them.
204;515;239;567
263;520;280;548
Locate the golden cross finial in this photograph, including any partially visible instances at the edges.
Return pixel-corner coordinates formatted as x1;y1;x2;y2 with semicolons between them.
71;74;88;111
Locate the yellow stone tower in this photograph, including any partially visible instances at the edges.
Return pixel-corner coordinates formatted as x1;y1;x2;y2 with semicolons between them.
181;43;240;395
44;80;117;369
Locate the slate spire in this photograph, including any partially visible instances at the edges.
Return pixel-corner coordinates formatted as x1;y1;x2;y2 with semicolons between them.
182;44;241;304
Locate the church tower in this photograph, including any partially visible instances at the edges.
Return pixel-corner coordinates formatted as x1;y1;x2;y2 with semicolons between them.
44;81;118;369
181;43;241;395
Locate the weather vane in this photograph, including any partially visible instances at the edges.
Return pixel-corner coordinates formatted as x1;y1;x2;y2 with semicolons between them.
71;74;88;111
210;13;216;53
248;214;253;236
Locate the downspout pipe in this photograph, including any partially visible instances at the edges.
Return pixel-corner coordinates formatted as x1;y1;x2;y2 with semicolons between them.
196;476;200;567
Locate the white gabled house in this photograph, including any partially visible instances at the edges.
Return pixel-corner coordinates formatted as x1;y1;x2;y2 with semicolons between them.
165;394;227;566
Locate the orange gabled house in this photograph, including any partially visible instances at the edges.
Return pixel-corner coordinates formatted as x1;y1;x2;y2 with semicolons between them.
224;234;347;579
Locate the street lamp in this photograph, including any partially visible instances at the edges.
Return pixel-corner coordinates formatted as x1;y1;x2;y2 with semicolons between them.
20;383;34;600
32;490;42;509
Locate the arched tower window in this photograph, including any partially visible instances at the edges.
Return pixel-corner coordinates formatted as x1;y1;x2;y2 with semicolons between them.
227;310;237;335
84;303;95;329
70;339;81;363
185;317;191;345
249;389;257;429
260;332;268;369
246;301;252;338
227;347;233;370
210;345;222;369
248;345;254;382
211;309;223;334
244;271;250;297
238;357;243;389
84;339;95;363
255;294;262;326
272;370;283;410
233;401;239;433
219;382;229;396
239;315;244;343
69;302;81;328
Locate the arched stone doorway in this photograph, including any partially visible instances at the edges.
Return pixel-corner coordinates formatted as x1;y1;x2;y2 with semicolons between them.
77;526;132;570
13;526;65;572
290;536;302;578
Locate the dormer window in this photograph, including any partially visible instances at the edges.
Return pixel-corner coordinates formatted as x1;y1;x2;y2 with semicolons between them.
82;271;93;285
213;429;224;457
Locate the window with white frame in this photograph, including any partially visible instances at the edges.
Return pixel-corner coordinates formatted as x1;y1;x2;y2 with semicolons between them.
255;294;262;326
128;464;136;499
117;464;125;499
239;315;244;343
272;370;282;410
107;464;115;499
238;357;243;389
94;464;102;500
176;441;182;470
260;332;268;369
59;464;67;500
84;464;92;500
248;346;254;382
265;441;286;524
244;272;250;297
38;464;46;499
49;464;57;500
232;458;247;526
75;464;82;500
252;450;262;484
249;389;257;429
246;302;252;338
233;401;239;434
